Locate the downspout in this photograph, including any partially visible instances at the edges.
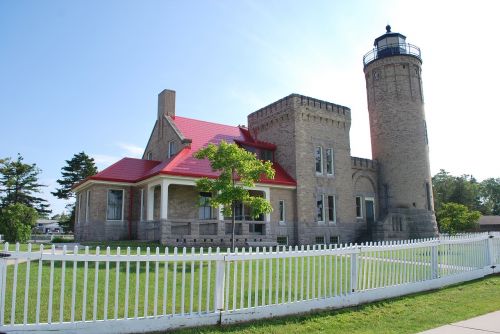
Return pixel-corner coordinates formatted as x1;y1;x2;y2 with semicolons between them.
128;187;134;240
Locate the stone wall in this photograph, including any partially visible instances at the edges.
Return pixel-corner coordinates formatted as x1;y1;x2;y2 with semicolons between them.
168;184;201;220
364;55;438;238
248;94;361;245
74;184;135;242
372;208;437;241
142;116;185;162
351;157;378;239
269;187;297;244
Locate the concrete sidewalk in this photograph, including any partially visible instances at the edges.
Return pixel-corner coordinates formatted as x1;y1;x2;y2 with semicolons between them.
419;310;500;333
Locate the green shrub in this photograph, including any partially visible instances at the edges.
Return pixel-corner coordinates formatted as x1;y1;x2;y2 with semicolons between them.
0;203;38;242
51;236;74;243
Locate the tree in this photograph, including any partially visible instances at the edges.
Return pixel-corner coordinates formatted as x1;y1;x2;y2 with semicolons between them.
436;202;481;234
52;152;98;232
51;212;70;221
0;203;38;242
0;154;51;215
52;152;98;200
479;178;500;215
432;169;483;213
194;140;275;251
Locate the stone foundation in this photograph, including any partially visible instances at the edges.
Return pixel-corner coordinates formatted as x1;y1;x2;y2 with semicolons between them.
372;209;438;241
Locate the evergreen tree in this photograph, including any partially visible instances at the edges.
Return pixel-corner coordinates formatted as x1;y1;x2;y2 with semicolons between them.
52;152;97;232
0;154;51;215
52;151;98;200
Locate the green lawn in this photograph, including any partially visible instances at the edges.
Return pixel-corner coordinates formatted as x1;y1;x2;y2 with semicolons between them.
167;274;500;334
2;254;356;323
0;240;493;329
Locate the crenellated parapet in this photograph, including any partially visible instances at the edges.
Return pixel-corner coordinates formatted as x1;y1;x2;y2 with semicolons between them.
248;93;351;136
351;157;378;171
249;93;350;121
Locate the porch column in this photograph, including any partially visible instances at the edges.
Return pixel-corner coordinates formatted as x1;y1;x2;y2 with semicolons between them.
160;179;170;220
263;188;271;222
147;185;155;220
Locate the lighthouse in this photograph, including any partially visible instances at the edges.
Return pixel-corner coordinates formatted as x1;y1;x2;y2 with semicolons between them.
363;25;438;239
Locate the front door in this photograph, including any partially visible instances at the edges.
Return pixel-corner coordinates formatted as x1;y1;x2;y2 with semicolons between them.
365;199;375;238
365;199;375;226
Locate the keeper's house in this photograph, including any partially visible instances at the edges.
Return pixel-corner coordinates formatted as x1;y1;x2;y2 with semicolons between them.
74;27;438;247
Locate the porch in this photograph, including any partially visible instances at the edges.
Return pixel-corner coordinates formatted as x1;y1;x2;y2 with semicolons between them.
138;178;276;247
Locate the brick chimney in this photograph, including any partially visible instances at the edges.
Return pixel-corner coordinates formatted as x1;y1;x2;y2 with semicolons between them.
158;89;176;120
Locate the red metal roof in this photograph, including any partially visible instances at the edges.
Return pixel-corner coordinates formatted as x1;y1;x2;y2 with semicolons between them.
90;158;162;183
87;116;296;187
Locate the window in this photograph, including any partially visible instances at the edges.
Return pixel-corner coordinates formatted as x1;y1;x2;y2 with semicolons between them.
392;216;403;231
316;194;324;222
355;196;363;218
107;189;124;221
260;149;273;161
326;148;334;175
249;224;264;234
198;192;213;220
77;193;82;225
279;200;285;223
315;236;325;244
85;190;90;222
330;236;340;245
147;151;153;160
315;146;323;174
277;236;288;246
327;195;336;223
168;141;176;158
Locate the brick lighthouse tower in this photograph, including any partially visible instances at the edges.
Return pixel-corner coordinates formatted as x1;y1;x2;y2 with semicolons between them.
363;25;438;239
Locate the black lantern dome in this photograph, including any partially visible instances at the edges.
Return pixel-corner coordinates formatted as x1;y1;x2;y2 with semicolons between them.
363;25;421;67
373;25;407;57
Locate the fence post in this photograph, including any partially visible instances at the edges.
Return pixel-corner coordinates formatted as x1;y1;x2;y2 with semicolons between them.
431;243;439;279
350;246;358;293
486;233;495;270
214;259;226;312
0;248;11;326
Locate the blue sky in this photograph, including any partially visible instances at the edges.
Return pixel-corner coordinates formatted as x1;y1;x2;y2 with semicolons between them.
1;0;499;214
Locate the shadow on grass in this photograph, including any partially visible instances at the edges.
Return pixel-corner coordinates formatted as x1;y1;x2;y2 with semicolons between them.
159;275;499;334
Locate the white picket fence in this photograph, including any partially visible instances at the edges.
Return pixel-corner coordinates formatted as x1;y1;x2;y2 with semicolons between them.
0;233;498;334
